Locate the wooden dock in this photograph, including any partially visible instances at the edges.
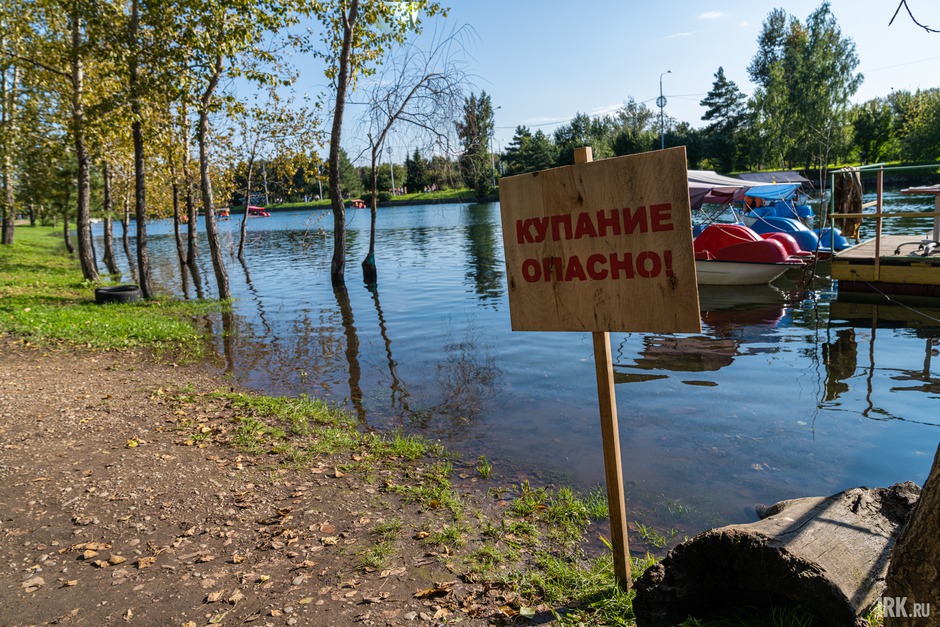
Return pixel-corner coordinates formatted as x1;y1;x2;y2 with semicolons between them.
832;234;940;300
830;173;940;302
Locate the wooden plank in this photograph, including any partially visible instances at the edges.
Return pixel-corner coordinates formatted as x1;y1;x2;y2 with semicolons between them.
833;264;940;286
592;329;632;590
497;147;700;333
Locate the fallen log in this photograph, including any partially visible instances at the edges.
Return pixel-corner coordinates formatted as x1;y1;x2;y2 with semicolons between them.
633;482;921;627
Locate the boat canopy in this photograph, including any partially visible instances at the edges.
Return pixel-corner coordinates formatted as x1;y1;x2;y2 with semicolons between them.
737;170;813;192
743;183;801;202
688;170;755;209
688;171;807;209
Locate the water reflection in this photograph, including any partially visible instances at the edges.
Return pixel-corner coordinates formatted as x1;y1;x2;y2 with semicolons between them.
629;335;738;373
822;328;857;402
462;204;504;305
369;286;413;415
333;285;366;422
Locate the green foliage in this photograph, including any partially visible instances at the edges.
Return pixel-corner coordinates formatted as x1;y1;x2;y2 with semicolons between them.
554;112;616;165
338;148;363;197
502;126;557;176
747;3;861;170
894;88;940;163
700;67;748;172
455;90;495;200
851;98;898;163
404;148;429;192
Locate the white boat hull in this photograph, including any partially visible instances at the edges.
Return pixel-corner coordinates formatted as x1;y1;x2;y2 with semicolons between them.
695;260;798;285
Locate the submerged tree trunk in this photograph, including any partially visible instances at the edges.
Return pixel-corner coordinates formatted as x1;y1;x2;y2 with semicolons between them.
885;445;940;626
181;101;203;299
634;483;921;627
198;56;229;299
101;162;120;275
237;156;253;262
362;145;378;285
170;175;190;297
328;0;359;286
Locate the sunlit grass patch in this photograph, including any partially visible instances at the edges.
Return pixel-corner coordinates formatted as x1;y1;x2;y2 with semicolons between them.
0;225;214;355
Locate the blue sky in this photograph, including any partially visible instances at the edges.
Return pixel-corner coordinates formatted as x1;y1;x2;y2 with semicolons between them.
295;1;940;163
450;1;940;152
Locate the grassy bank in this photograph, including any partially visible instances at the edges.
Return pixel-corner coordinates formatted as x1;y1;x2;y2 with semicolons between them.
0;225;216;354
0;225;884;626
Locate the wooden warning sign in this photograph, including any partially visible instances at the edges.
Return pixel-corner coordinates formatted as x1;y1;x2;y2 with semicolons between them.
498;146;700;591
498;146;700;333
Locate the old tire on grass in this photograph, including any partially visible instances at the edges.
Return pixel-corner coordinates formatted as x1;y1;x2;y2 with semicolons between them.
94;285;142;305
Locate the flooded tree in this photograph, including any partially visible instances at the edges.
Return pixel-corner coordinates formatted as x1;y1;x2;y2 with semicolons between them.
312;0;446;286
354;24;471;285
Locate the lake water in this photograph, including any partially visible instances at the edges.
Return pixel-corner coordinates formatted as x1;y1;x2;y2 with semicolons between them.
93;189;940;544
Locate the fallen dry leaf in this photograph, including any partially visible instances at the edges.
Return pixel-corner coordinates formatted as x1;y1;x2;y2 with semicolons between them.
137;556;157;569
414;581;455;598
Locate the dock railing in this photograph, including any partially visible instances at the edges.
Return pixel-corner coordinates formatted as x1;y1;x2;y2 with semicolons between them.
829;163;940;279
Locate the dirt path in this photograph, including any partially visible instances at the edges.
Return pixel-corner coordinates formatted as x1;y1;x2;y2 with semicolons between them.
0;340;519;626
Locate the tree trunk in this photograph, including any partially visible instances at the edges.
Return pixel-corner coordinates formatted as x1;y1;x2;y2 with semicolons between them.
170;174;190;297
69;12;97;282
885;445;940;626
101;162;119;275
237;156;253;262
634;483;921;627
1;63;17;245
120;189;137;283
197;56;229;300
62;206;73;254
129;0;152;298
181;101;203;299
328;0;359;286
362;146;378;285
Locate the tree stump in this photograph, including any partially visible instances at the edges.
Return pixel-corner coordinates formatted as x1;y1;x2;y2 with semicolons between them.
885;445;940;626
634;482;921;627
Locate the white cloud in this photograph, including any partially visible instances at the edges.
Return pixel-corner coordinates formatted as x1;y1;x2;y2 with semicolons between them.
666;31;694;39
698;11;723;19
739;20;749;28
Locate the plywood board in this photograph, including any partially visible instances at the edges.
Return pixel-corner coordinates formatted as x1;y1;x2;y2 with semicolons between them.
498;147;700;333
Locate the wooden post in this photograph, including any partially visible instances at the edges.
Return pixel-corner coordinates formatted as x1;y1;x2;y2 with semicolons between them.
573;146;632;590
875;167;883;280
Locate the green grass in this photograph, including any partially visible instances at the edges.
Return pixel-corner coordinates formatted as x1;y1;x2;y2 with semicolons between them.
0;225;215;355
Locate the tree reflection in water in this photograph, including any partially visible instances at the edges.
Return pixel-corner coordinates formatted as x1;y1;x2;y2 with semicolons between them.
333;285;366;423
369;285;413;415
417;318;503;435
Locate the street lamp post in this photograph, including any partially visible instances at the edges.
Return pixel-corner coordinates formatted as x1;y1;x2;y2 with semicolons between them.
387;145;394;195
658;70;671;150
491;105;501;190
